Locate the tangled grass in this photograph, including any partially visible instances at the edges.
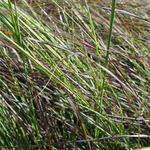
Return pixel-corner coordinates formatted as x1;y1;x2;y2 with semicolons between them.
0;0;150;149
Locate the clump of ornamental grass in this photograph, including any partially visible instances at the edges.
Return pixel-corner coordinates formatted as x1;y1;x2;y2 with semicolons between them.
0;0;150;149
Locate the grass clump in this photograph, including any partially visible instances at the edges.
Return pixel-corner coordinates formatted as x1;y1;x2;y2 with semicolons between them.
0;0;150;149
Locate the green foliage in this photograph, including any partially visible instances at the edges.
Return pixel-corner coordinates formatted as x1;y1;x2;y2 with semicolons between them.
0;0;150;149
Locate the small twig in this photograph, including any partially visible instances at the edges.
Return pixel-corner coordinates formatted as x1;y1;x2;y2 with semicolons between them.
73;134;150;143
1;134;150;149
